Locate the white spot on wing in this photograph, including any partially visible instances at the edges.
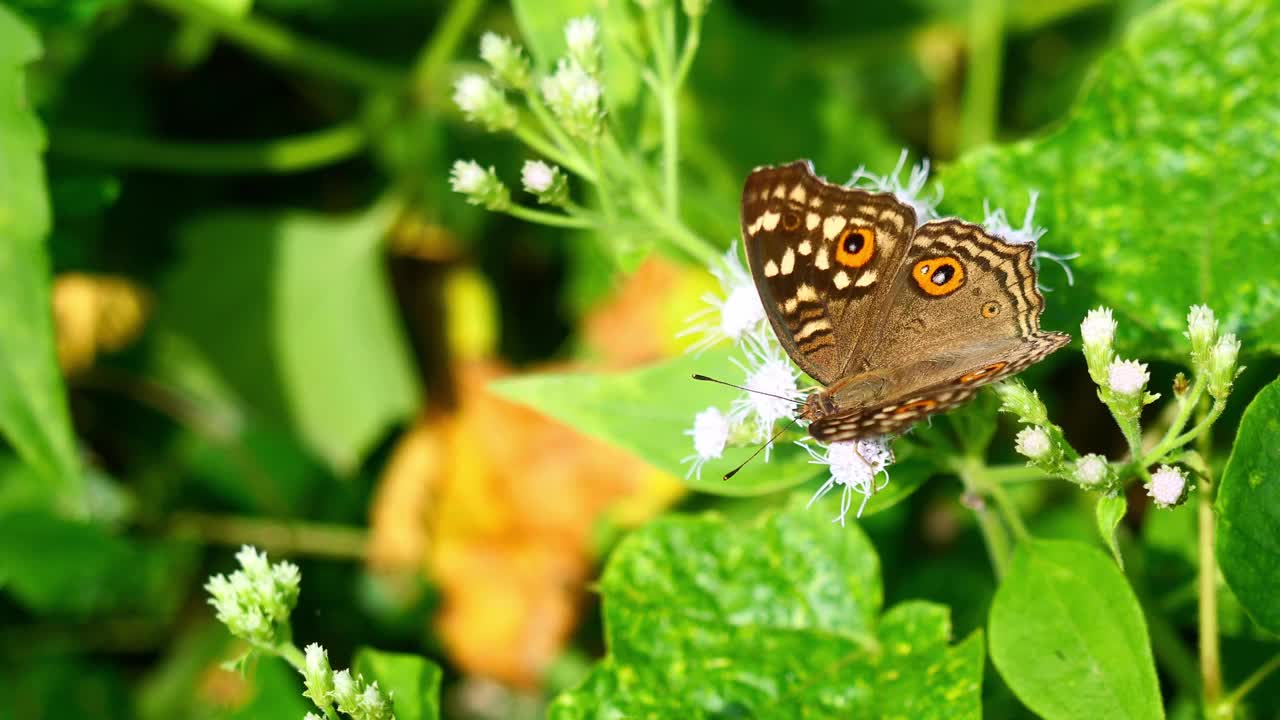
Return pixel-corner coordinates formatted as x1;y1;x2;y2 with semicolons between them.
789;185;806;203
855;271;877;287
773;184;786;198
834;271;851;289
797;284;818;302
823;215;847;240
795;319;830;339
780;248;795;275
764;260;779;277
761;211;781;231
815;246;830;270
806;212;820;230
798;240;811;255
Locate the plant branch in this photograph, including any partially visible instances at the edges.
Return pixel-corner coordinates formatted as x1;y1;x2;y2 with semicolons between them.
141;0;404;91
409;0;484;97
958;0;1005;151
168;511;368;560
49;124;367;175
1220;653;1280;711
504;204;594;229
1197;405;1223;709
513;123;597;181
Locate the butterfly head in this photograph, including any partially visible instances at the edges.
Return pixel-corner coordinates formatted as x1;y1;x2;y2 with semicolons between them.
799;390;838;425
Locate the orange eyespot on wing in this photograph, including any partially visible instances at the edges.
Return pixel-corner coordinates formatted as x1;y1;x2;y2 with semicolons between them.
959;362;1008;383
893;398;938;415
912;256;965;296
835;227;875;268
981;301;1001;318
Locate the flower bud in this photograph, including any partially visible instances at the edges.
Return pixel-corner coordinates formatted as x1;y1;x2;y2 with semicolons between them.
1015;426;1052;460
541;60;604;140
1146;464;1190;508
449;160;510;211
331;669;359;715
1185;304;1218;369
1080;307;1116;386
1208;332;1242;400
479;33;530;89
1107;358;1149;396
520;160;569;206
994;380;1049;426
564;17;600;74
302;643;334;706
452;73;517;132
1074;454;1110;487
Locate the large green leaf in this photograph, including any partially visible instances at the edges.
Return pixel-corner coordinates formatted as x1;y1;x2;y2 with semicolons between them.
550;503;984;718
939;0;1280;356
353;648;442;720
989;539;1163;720
162;204;420;473
1216;376;1280;634
0;5;82;514
491;348;823;496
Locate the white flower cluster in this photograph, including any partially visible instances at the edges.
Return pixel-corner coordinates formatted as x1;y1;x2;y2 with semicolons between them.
848;150;941;225
302;643;395;720
205;545;300;647
680;248;894;524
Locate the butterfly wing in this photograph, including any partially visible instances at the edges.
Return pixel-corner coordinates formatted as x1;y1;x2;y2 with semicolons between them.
809;331;1069;442
741;161;918;386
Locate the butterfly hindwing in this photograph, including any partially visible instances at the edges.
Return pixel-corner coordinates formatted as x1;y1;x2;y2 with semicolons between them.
810;332;1069;442
741;161;918;386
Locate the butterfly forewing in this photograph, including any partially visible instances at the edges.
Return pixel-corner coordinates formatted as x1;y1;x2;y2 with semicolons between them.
741;161;919;386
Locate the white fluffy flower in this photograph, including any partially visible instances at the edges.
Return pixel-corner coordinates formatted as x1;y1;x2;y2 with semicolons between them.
331;669;357;710
801;436;894;525
449;159;487;194
479;32;528;88
541;60;603;138
729;335;801;454
565;17;598;56
1081;307;1116;349
982;192;1046;247
1107;358;1150;395
1074;454;1108;486
683;407;730;479
1147;464;1189;508
679;248;767;351
848;149;940;225
1014;426;1051;460
453;74;492;115
521;160;555;193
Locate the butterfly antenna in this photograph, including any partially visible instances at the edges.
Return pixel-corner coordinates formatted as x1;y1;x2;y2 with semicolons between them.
723;416;800;481
692;374;805;406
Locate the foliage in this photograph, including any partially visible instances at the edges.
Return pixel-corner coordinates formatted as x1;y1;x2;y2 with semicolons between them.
2;0;1280;718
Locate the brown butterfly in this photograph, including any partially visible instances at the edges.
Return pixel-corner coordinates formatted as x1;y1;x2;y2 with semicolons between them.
741;160;1070;442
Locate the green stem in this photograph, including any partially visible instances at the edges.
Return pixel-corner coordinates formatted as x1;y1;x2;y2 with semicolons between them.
504;204;593;229
591;142;617;221
409;0;484;97
141;0;403;91
1220;653;1280;711
1197;406;1223;710
958;0;1004;151
1143;378;1206;464
274;640;306;672
958;460;1020;577
673;13;703;88
1159;399;1226;459
986;464;1047;484
660;83;679;214
49;124;367;175
987;480;1029;540
513;123;596;181
168;511;368;559
974;496;1011;578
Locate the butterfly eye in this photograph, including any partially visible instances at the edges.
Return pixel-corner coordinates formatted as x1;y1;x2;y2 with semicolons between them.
835;227;875;267
982;301;1001;318
912;257;965;296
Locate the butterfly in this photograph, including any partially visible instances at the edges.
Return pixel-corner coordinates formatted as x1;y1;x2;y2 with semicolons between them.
741;160;1070;442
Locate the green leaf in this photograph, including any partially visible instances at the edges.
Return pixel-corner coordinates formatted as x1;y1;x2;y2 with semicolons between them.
0;4;83;514
491;347;823;496
938;0;1280;356
161;204;420;472
989;539;1163;720
550;503;984;717
353;648;443;720
0;511;195;615
1216;375;1280;634
1096;494;1128;568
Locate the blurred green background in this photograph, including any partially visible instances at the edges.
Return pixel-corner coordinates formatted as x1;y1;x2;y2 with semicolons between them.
3;0;1280;717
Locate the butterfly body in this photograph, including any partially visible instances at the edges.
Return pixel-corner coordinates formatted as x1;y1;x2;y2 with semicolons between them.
742;160;1070;441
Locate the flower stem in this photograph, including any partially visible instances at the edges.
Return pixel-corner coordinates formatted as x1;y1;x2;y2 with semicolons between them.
409;0;484;98
986;464;1047;484
957;459;1023;577
274;640;306;672
513;123;597;181
48;124;367;175
168;511;368;559
140;0;403;91
1143;377;1206;464
958;0;1004;151
1219;653;1280;712
1197;404;1223;710
504;204;593;229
